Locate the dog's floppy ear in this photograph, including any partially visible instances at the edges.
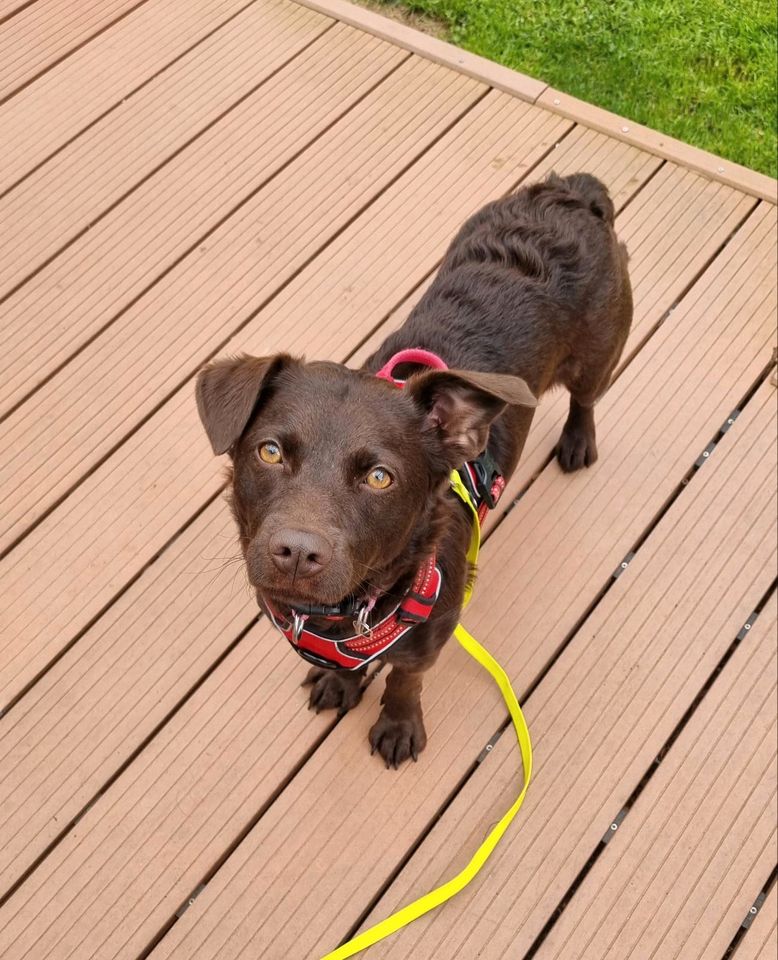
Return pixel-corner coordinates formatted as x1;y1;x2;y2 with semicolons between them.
195;353;294;455
407;368;537;463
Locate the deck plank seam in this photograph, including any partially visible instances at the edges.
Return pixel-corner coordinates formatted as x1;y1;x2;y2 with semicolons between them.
0;0;155;108
686;826;778;960
725;867;778;958
0;483;225;722
0;18;338;314
0;0;38;29
520;579;777;960
0;0;273;202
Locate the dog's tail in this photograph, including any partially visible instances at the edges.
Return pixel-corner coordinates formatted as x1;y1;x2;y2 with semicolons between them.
547;172;616;226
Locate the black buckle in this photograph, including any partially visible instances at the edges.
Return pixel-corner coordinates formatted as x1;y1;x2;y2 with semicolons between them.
286;597;361;619
471;449;502;510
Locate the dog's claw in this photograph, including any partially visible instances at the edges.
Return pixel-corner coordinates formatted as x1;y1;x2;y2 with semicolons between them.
368;711;427;769
302;667;364;716
556;424;598;473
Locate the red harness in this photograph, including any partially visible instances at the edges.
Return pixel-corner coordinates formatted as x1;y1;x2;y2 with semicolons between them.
265;349;503;670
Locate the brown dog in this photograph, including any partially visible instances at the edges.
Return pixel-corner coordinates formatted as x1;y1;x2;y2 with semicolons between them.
196;172;632;768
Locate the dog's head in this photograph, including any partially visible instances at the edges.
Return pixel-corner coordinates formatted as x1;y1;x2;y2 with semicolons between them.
196;354;535;610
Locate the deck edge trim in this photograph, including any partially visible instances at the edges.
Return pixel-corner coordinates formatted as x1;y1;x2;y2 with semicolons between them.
290;0;547;103
292;0;778;203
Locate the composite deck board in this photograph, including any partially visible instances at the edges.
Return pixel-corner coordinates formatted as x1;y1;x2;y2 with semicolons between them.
0;92;569;706
533;592;777;960
738;882;778;960
0;19;398;415
0;111;661;909
0;0;333;303
0;1;34;20
356;381;777;960
0;497;254;898
0;55;486;551
102;204;775;960
0;0;142;99
0;0;257;193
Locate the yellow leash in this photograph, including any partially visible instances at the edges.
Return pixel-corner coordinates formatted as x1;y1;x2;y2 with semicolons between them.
320;473;533;959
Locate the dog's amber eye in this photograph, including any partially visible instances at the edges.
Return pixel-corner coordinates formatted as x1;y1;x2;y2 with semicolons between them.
258;441;282;464
365;467;393;490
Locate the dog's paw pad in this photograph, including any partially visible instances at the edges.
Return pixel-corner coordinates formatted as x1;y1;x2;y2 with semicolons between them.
556;427;598;473
302;668;364;716
369;711;427;769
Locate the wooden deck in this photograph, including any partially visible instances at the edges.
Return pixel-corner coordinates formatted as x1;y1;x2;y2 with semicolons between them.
1;1;776;957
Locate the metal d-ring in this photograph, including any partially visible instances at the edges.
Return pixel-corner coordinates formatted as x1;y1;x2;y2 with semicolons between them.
353;604;372;638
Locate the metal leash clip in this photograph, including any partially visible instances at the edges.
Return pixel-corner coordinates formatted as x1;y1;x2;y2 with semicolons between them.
353;603;373;638
291;611;307;644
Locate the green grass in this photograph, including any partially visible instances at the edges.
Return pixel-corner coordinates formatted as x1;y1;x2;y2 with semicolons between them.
372;0;777;177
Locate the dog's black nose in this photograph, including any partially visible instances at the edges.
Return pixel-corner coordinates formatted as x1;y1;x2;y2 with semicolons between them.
269;528;333;579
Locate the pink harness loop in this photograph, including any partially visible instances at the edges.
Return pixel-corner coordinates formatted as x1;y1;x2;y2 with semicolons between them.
375;348;448;385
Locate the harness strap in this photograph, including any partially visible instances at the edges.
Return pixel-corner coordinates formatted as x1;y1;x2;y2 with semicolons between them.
266;556;443;671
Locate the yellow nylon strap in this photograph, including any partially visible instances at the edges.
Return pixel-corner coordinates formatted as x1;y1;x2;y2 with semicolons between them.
320;624;532;959
448;468;481;603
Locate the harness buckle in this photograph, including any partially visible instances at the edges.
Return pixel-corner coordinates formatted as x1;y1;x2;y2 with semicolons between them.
472;449;503;510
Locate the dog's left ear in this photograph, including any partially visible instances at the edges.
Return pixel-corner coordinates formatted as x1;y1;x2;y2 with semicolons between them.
196;353;294;455
407;368;537;463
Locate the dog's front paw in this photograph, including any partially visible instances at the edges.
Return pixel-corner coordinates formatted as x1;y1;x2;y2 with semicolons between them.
302;667;364;716
369;709;427;769
556;424;598;472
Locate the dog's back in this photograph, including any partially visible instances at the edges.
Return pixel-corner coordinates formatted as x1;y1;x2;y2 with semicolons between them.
376;173;630;389
369;172;633;476
436;172;624;311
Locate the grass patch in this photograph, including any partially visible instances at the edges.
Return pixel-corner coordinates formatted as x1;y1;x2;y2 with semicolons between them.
369;0;777;177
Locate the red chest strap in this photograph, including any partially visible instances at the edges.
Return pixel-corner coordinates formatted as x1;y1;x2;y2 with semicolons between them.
265;555;442;671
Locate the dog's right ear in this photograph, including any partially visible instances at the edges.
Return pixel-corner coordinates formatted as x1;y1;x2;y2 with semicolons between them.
195;353;293;455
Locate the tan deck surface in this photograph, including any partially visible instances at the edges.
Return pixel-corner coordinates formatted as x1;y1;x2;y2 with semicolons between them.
0;1;776;958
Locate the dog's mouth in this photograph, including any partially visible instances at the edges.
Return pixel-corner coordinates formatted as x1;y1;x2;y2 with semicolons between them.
256;586;367;623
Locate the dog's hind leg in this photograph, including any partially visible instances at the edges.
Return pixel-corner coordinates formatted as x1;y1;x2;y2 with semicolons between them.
556;394;599;472
555;326;627;473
